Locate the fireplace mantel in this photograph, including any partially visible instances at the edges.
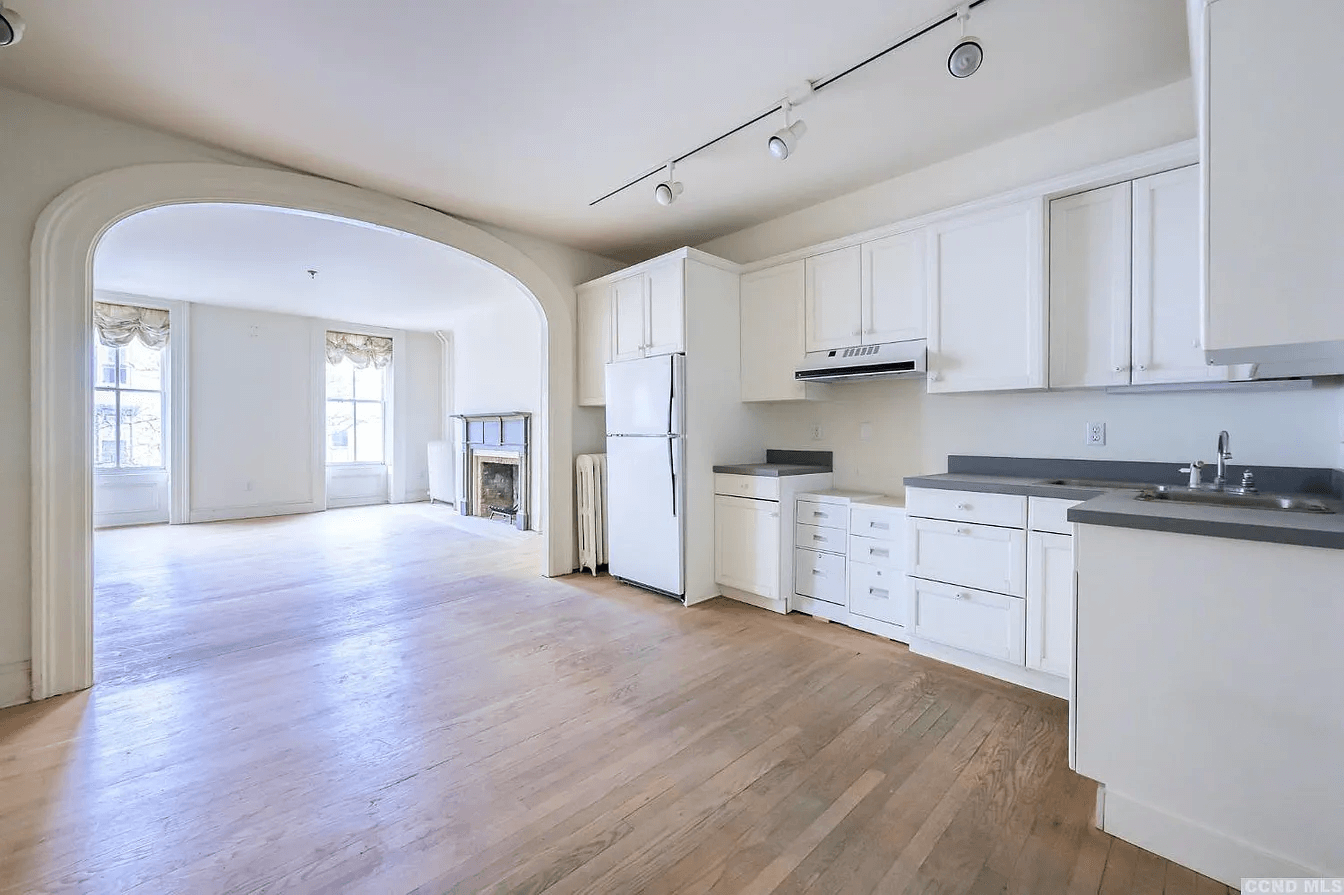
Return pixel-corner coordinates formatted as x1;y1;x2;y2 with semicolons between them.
454;412;530;530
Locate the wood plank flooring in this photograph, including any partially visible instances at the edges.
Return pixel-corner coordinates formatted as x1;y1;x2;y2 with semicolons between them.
0;504;1236;894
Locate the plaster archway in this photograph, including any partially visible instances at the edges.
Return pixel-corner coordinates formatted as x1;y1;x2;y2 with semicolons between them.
31;162;578;701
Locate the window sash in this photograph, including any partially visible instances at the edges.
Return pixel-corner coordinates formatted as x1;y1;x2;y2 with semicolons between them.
326;397;385;465
94;345;166;471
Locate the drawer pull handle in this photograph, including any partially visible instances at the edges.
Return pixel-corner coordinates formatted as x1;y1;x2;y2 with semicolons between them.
813;511;828;518
956;527;972;536
869;521;889;530
955;591;971;601
870;548;889;558
868;587;889;598
955;502;971;511
812;569;827;577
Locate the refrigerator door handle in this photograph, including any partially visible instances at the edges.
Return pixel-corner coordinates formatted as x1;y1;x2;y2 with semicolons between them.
668;438;677;517
667;360;675;435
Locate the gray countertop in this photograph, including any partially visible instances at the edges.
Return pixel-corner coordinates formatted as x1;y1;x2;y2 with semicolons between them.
904;467;1344;550
713;463;834;477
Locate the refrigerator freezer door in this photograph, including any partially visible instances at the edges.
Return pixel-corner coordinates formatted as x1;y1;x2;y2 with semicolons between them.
606;434;685;597
605;354;683;436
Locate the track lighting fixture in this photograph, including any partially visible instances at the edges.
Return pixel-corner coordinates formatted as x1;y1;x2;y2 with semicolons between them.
767;100;808;161
948;6;983;79
0;6;25;47
653;162;683;206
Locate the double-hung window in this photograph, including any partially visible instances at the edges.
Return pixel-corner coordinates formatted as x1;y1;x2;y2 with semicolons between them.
94;311;167;470
325;331;391;464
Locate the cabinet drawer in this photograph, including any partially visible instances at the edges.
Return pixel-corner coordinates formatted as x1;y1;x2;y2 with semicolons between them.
1028;497;1080;535
907;487;1026;528
911;578;1026;665
850;504;905;541
849;534;903;569
849;561;905;626
909;518;1026;597
714;474;780;501
795;499;846;529
794;548;846;605
796;522;846;555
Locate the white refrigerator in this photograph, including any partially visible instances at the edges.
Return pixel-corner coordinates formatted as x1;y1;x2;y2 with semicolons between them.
605;353;685;598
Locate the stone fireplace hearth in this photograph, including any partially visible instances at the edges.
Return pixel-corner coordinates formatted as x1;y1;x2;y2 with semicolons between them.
455;412;529;530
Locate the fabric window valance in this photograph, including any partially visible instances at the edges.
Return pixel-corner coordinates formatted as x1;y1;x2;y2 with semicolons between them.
93;302;170;349
326;331;393;369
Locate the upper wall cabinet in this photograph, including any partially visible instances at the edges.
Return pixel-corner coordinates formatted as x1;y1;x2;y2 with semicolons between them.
802;233;926;354
1049;166;1227;388
804;246;862;353
926;200;1046;393
862;230;926;345
577;281;612;406
1130;166;1225;385
1202;0;1344;364
740;261;826;402
612;257;686;362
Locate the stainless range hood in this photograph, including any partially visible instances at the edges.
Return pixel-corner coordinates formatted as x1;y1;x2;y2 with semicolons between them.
794;339;927;383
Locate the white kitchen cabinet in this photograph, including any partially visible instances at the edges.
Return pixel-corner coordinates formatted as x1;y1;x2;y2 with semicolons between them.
804;246;862;353
1131;166;1226;385
1049;182;1133;388
645;258;685;357
576;282;612;406
1201;0;1344;365
714;494;781;599
908;517;1026;598
847;499;907;634
793;548;847;605
849;562;904;627
926;200;1046;393
911;578;1026;665
610;258;685;362
740;261;826;402
611;274;647;362
1026;530;1074;678
861;230;926;344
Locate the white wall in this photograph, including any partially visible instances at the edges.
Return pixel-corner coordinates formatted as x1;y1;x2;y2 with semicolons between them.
445;289;545;528
189;304;323;519
0;84;618;700
699;80;1344;486
397;330;444;502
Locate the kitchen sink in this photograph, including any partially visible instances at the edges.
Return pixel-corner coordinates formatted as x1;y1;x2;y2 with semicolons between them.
1134;487;1335;514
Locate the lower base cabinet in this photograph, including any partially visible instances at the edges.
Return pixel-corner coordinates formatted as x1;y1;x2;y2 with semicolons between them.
714;494;781;599
847;561;904;627
910;578;1026;665
1026;530;1075;677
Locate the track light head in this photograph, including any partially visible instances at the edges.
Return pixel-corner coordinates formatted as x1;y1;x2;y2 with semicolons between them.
0;7;25;47
948;6;982;78
768;121;808;160
654;162;683;206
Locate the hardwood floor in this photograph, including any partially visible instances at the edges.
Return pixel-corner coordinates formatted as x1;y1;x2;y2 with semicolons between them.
0;504;1235;894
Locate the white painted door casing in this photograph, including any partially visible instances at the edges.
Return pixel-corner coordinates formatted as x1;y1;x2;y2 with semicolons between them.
576;282;611;406
804;246;862;353
740;261;807;402
714;494;780;599
1026;530;1074;678
926;200;1046;393
1049;182;1133;388
1131;165;1225;384
861;230;926;344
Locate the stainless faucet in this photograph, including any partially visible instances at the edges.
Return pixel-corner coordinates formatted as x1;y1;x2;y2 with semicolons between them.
1214;430;1232;490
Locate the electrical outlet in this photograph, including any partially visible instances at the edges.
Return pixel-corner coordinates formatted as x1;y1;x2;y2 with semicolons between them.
1085;422;1106;446
811;425;824;441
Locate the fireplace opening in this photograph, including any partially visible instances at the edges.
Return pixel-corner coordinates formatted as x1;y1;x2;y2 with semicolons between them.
480;461;517;519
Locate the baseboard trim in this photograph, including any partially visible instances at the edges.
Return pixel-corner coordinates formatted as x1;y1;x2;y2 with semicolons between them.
188;501;324;524
1100;787;1330;887
909;638;1069;700
0;661;31;708
326;495;391;510
718;585;788;614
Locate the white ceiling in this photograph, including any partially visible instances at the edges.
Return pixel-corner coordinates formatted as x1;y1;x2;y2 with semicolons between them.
94;203;534;332
0;0;1190;262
